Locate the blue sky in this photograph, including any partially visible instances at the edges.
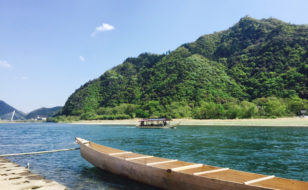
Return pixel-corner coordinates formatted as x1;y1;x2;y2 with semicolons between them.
0;0;308;113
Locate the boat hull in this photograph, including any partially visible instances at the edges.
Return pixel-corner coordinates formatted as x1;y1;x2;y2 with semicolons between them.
136;125;176;129
76;137;308;190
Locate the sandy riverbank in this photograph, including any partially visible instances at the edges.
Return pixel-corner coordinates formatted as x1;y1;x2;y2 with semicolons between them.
1;117;307;127
0;157;66;190
71;117;308;127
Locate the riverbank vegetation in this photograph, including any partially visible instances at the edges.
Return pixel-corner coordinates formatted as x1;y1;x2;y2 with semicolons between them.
49;96;307;122
51;17;308;122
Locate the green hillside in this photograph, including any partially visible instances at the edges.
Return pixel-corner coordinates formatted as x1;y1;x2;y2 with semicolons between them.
56;17;308;121
26;106;62;119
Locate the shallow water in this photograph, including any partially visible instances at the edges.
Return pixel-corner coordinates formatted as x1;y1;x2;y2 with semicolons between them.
0;123;307;189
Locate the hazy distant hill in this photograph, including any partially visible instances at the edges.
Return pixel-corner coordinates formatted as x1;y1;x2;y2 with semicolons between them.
0;100;25;120
26;106;62;119
58;16;308;120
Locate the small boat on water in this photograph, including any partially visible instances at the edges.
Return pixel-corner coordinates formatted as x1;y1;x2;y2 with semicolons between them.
136;118;177;129
76;137;308;190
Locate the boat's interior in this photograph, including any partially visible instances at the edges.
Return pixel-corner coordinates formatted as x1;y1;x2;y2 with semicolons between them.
85;140;308;190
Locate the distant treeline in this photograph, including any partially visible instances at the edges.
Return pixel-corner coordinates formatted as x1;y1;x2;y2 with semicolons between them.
48;96;307;122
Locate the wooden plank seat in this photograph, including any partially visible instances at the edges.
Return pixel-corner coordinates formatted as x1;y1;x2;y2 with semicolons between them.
89;142;123;154
244;176;275;185
147;159;178;166
128;156;173;165
177;165;220;175
170;164;203;172
249;177;308;190
109;151;132;155
151;160;198;170
112;152;147;160
198;169;268;184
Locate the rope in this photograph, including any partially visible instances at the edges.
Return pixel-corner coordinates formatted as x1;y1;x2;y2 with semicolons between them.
0;147;80;157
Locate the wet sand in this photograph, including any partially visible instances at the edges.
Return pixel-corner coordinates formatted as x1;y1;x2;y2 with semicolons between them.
0;157;66;190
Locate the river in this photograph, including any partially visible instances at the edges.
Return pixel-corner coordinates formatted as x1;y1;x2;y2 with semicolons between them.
0;123;307;189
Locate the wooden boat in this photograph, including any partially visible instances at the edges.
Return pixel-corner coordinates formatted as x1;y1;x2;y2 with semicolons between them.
136;118;177;129
76;137;308;190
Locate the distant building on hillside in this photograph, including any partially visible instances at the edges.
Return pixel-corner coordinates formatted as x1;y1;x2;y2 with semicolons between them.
30;115;47;121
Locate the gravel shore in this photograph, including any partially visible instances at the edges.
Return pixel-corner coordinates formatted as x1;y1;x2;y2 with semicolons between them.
0;157;66;190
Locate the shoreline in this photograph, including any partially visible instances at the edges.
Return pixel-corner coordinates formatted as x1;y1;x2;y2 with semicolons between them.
0;120;44;124
70;117;308;127
1;117;308;127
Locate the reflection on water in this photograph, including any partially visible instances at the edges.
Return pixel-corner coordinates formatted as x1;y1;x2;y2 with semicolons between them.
0;123;307;189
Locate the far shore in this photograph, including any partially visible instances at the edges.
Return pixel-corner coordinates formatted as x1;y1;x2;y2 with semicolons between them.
70;117;308;127
1;117;308;127
0;120;44;124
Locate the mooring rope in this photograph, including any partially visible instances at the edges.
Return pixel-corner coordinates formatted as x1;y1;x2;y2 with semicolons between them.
0;147;80;157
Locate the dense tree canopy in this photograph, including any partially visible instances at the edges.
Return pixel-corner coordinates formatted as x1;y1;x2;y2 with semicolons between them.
57;17;308;120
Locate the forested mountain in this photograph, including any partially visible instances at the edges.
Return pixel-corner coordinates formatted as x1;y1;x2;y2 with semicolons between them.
57;17;308;120
0;100;25;120
26;106;62;119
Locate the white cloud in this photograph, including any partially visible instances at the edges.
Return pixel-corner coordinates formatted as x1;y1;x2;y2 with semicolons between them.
0;60;12;68
96;23;114;31
79;56;85;62
91;23;115;37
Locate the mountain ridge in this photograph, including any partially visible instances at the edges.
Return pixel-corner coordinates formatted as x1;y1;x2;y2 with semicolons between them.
0;100;25;120
58;16;308;120
0;100;62;120
26;106;63;119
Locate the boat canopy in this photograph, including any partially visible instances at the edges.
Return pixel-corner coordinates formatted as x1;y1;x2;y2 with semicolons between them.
139;118;171;122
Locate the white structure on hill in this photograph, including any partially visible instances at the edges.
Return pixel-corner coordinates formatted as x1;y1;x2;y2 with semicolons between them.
10;110;15;121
